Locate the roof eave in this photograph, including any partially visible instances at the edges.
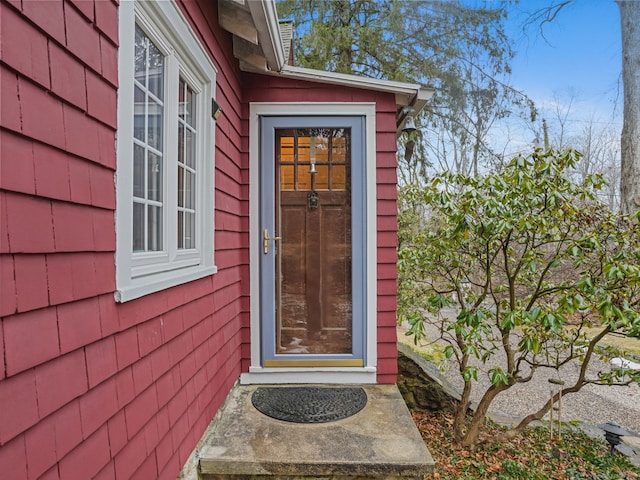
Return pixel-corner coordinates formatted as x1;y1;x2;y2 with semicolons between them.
221;0;434;132
277;65;434;133
245;0;286;72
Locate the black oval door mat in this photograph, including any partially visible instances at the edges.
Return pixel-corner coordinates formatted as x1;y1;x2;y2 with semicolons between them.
251;386;368;423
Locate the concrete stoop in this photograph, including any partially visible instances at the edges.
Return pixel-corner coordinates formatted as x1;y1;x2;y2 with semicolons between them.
182;383;435;480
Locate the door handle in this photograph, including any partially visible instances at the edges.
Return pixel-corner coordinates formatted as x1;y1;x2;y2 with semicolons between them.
263;229;281;254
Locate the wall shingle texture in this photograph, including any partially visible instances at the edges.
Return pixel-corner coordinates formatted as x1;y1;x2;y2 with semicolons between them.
0;0;247;478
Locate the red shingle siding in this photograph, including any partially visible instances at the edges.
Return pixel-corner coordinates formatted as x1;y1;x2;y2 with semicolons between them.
0;435;28;480
375;95;401;382
1;1;403;477
33;142;73;202
20;79;67;150
94;0;118;43
3;307;60;375
0;369;39;445
0;66;22;133
49;41;88;110
0;255;17;318
4;193;56;253
35;349;89;418
13;254;50;312
242;74;400;383
64;2;102;73
1;6;52;89
1;1;247;479
25;413;58;480
0;131;36;196
21;0;67;45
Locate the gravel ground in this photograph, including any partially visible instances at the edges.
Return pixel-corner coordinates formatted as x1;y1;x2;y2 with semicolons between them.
398;309;640;435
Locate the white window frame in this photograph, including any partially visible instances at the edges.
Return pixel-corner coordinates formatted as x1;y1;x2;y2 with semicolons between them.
115;0;217;302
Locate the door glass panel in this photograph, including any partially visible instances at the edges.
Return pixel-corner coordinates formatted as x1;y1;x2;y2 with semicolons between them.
275;128;352;355
314;165;329;190
280;165;295;190
297;167;312;190
332;165;346;189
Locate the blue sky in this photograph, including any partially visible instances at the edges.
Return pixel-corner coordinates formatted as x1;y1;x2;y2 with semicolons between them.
503;0;623;128
459;0;625;153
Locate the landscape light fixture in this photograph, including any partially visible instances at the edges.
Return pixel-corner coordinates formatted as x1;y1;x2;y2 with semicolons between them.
600;422;634;455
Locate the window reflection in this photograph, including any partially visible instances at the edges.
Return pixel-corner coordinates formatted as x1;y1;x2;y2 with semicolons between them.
177;78;197;249
275;127;353;355
132;25;165;253
275;128;351;192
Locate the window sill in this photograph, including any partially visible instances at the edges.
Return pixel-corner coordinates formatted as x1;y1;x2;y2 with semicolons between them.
115;264;217;302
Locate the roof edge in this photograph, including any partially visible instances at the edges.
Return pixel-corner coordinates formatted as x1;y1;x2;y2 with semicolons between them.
277;65;434;133
280;65;433;104
241;1;434;133
246;0;286;71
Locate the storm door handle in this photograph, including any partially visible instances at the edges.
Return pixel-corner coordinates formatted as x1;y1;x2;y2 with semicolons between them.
263;229;281;254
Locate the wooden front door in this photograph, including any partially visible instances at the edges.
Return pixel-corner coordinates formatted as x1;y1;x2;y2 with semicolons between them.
260;116;365;367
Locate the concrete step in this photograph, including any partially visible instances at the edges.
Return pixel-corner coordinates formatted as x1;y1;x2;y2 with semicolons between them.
188;383;435;480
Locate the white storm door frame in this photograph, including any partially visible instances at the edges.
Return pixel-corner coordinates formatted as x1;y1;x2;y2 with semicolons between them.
242;102;378;385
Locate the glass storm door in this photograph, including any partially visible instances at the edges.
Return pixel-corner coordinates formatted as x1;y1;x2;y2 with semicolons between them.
260;116;366;367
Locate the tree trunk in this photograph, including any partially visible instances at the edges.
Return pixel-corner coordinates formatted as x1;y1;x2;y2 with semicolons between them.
453;347;472;442
495;325;612;443
454;379;472;442
461;384;508;447
617;0;640;214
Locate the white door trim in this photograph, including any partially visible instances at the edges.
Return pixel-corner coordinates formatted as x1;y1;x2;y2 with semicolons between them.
242;102;378;385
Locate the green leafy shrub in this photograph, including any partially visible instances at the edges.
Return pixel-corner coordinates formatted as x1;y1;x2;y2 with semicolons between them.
399;149;640;446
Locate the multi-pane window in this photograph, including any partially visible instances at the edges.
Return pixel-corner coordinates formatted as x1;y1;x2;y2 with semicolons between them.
116;1;217;302
133;25;164;252
177;78;197;249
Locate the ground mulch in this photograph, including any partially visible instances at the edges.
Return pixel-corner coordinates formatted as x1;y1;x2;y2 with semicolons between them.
412;409;640;480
